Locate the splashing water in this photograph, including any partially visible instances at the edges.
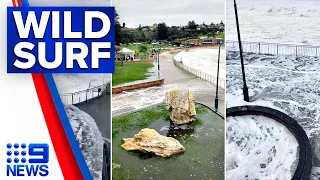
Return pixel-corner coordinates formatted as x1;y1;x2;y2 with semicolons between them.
226;0;320;45
227;52;320;179
226;115;299;179
174;48;226;78
65;105;105;180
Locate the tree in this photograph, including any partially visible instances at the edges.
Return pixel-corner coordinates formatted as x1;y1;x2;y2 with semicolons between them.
187;21;197;30
115;10;122;45
157;23;169;40
139;45;148;53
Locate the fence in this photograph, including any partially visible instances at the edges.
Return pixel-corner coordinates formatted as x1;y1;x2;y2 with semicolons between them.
172;57;225;89
226;40;320;57
60;82;111;105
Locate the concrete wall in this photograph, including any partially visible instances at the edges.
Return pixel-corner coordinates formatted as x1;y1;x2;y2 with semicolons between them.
112;79;164;94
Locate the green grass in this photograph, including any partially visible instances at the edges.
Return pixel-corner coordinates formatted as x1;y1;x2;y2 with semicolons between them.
121;43;172;56
216;32;225;39
112;62;154;86
112;103;212;140
112;104;168;140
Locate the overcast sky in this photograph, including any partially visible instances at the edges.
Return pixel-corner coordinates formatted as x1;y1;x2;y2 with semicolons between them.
28;0;111;6
113;0;225;28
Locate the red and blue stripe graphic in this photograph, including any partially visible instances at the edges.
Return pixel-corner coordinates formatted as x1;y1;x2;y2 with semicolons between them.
11;0;93;179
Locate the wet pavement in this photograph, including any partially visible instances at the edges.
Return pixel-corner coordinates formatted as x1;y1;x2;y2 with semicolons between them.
76;94;111;140
112;51;225;116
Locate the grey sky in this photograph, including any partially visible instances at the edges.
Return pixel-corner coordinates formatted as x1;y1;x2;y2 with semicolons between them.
113;0;225;28
28;0;111;6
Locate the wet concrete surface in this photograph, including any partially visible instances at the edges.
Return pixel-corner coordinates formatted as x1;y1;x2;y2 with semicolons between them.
112;51;225;116
161;52;225;113
76;94;111;139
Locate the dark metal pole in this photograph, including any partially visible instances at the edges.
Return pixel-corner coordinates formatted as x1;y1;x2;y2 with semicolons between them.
158;44;160;79
215;44;221;111
102;142;110;180
234;0;249;102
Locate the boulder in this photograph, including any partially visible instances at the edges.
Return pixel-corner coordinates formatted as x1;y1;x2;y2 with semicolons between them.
121;128;185;157
166;89;196;125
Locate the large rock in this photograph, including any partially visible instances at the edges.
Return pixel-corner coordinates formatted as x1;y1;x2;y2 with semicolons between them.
121;128;185;157
166;89;196;125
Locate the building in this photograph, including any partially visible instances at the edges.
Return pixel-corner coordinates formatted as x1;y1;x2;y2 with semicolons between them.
150;23;158;30
177;37;218;46
121;27;136;31
202;37;217;45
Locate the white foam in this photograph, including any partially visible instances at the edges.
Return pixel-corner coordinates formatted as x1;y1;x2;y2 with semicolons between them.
64;105;104;180
226;0;320;45
226;115;299;179
227;52;320;179
53;74;111;94
174;49;226;78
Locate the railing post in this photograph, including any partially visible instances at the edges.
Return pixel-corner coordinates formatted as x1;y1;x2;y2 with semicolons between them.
86;90;88;103
258;43;260;54
98;88;102;97
72;94;74;104
296;45;298;56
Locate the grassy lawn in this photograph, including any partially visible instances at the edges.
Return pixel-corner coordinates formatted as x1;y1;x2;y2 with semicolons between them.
216;32;225;39
121;43;172;56
112;62;154;86
112;103;211;140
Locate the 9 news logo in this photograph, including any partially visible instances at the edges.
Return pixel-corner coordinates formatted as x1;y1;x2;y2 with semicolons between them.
6;143;49;177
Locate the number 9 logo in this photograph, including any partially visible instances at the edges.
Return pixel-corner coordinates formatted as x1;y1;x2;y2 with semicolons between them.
28;144;49;163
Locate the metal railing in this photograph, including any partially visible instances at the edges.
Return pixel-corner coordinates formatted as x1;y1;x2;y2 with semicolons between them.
102;141;110;180
227;40;320;57
172;57;225;89
60;82;111;105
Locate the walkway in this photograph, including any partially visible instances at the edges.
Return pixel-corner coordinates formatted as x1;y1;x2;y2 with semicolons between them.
160;52;225;113
76;94;111;140
112;50;225;116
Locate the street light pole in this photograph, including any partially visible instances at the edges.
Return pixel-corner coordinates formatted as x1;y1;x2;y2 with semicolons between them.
157;43;160;79
234;0;249;102
215;43;222;111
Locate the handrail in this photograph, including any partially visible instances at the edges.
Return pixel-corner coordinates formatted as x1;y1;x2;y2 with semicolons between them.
226;40;320;57
60;82;111;105
172;57;225;89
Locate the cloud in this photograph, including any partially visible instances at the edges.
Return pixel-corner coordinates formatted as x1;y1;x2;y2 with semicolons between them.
113;0;225;27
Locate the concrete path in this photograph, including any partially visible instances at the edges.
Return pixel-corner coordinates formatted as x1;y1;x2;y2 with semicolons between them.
76;94;111;140
160;52;225;114
112;49;225;116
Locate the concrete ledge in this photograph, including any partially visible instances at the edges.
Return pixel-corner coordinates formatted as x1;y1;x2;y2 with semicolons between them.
112;78;164;94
